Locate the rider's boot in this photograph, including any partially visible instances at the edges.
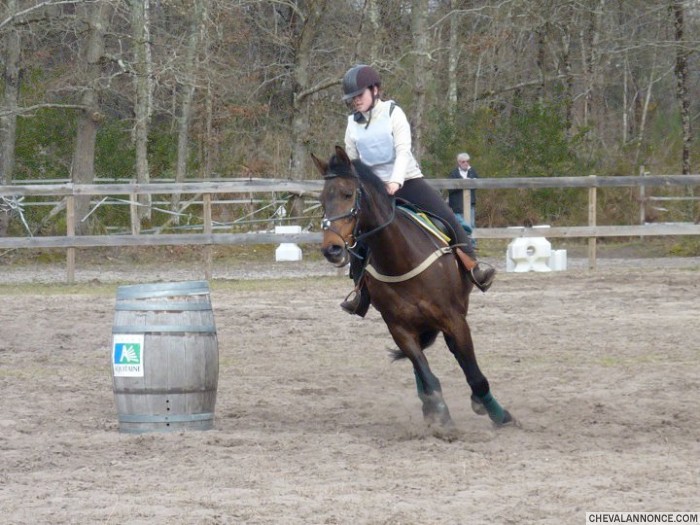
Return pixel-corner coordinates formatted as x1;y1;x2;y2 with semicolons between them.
455;248;495;292
340;284;371;317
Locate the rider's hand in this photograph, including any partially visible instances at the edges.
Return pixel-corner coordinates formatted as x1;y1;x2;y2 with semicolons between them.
385;182;400;195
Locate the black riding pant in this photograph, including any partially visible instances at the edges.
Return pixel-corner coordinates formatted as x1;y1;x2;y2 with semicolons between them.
348;177;476;284
396;177;475;257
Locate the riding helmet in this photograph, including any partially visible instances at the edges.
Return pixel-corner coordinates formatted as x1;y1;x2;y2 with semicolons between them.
342;65;381;101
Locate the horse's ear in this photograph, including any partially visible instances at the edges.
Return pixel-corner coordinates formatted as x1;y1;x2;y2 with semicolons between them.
310;153;328;176
334;146;352;167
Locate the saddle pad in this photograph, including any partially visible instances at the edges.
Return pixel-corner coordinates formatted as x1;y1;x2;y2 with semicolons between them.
397;206;451;245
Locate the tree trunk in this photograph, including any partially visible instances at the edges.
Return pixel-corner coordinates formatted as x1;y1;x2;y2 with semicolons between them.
356;0;380;62
131;0;153;226
670;0;694;221
536;26;546;104
289;0;328;218
560;31;574;137
202;78;216;179
173;0;205;216
411;0;429;161
0;0;20;236
446;0;460;124
71;0;107;235
670;0;691;175
581;0;604;130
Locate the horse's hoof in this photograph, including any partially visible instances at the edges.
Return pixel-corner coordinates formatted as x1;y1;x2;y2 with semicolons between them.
493;410;519;428
470;395;487;415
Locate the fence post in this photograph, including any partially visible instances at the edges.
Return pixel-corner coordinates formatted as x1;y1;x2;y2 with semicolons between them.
588;175;597;270
130;186;139;235
66;195;75;283
203;193;212;280
639;165;646;226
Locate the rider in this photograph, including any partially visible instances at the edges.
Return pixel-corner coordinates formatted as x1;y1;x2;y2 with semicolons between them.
339;64;495;316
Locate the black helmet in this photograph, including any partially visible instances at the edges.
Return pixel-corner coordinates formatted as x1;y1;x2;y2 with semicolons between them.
342;65;381;101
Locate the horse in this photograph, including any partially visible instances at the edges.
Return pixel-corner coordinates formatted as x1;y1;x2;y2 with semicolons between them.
312;146;514;433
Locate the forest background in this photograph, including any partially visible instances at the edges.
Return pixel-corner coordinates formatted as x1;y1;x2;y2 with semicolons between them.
1;0;698;247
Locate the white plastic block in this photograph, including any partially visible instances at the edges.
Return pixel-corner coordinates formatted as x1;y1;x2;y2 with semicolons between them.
275;225;303;262
548;249;567;271
506;237;552;273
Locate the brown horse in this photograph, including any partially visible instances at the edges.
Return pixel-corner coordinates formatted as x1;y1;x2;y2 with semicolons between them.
312;146;513;432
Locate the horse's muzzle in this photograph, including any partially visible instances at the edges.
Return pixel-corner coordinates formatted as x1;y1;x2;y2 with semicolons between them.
322;244;349;267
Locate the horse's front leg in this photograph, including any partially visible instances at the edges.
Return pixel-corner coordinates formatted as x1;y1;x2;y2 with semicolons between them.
412;365;453;429
387;327;454;430
444;327;515;427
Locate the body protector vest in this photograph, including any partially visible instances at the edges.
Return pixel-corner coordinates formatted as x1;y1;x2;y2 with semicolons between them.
354;102;397;181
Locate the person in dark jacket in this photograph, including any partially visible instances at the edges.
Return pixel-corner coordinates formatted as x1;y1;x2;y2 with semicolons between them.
448;152;478;234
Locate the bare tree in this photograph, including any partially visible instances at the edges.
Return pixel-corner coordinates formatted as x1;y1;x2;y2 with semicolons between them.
446;0;460;123
171;0;206;218
71;0;108;235
411;0;429;160
670;0;692;175
0;0;21;235
130;0;154;225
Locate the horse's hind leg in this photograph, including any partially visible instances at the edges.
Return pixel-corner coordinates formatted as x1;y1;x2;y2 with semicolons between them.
444;329;514;426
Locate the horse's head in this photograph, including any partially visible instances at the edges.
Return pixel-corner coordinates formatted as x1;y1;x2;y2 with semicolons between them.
312;146;361;267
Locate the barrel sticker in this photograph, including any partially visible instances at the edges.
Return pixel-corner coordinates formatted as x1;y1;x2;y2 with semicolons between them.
112;334;145;377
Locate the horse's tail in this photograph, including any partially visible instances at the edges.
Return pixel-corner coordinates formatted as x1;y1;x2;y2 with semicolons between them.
387;330;440;361
387;348;407;361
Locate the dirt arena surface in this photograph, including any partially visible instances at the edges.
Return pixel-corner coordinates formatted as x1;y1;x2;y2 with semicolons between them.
1;255;699;524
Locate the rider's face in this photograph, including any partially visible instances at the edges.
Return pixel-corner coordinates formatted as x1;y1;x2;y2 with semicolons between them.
352;87;375;113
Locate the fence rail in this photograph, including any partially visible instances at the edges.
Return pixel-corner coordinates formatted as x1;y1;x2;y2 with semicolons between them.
2;174;700;282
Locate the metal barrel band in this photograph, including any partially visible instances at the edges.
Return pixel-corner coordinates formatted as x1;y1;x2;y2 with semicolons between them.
112;324;217;333
114;301;213;311
116;281;210;300
119;412;214;424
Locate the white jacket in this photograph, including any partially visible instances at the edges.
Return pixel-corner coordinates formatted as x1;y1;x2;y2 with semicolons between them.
344;98;423;187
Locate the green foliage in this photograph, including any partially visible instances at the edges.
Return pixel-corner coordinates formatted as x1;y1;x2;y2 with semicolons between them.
95;120;135;181
668;238;700;256
147;122;179;179
497;101;584;178
425;102;592;227
15;108;76;181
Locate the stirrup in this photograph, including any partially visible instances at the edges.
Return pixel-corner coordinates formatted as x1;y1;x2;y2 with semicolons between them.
340;289;361;314
470;263;495;293
340;287;370;317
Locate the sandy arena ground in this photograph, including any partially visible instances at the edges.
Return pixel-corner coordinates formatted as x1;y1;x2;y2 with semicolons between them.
0;255;699;524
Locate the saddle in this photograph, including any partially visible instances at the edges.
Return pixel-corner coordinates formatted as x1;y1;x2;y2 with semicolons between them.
395;199;454;246
352;199;470;284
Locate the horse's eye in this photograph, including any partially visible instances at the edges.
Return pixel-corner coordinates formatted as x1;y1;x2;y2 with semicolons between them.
342;191;353;200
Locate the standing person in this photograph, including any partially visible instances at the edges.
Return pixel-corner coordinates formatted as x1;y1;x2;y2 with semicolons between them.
448;152;478;234
339;64;495;316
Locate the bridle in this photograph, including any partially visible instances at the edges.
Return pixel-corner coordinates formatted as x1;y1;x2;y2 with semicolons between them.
320;188;362;250
321;172;396;255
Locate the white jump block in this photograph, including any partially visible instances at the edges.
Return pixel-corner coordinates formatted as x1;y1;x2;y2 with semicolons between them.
549;249;567;271
274;225;303;262
506;224;568;272
507;237;552;272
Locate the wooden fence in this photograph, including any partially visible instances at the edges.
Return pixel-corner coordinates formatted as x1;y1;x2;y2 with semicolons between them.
2;174;700;282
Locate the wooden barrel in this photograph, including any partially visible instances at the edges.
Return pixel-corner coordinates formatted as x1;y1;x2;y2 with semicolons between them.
111;280;219;433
